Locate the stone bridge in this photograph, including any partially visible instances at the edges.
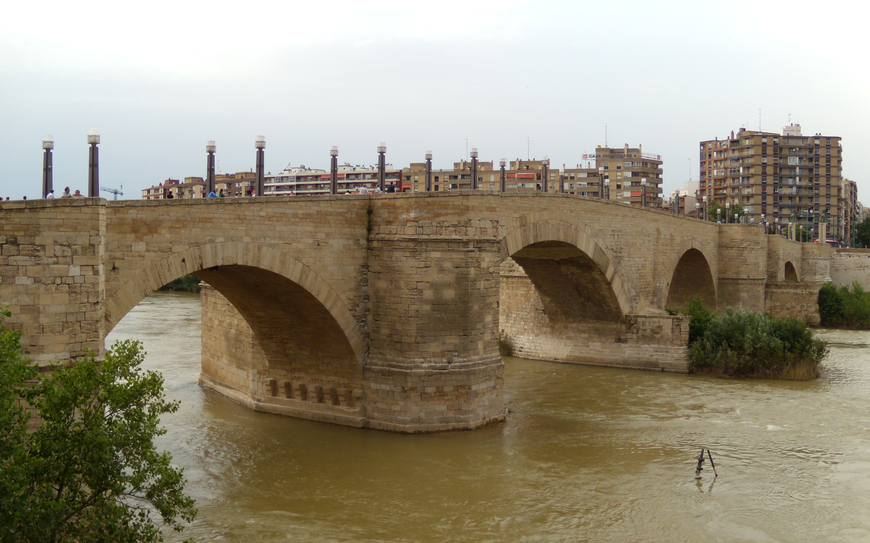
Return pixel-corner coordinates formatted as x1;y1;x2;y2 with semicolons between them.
0;193;839;432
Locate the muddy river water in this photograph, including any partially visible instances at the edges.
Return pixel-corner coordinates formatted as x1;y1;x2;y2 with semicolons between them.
106;292;870;542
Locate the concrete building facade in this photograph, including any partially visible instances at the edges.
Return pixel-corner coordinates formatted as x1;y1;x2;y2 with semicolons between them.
699;125;845;243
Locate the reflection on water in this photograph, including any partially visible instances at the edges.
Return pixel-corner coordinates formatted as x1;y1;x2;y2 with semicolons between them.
108;293;870;542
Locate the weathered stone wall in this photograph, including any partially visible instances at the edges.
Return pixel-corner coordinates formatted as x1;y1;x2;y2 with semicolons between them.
766;235;803;282
717;225;768;312
200;284;367;427
800;243;833;283
830;249;870;288
764;282;822;325
0;199;105;365
500;267;690;372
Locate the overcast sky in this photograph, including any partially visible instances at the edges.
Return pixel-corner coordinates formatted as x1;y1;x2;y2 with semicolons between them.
2;0;868;200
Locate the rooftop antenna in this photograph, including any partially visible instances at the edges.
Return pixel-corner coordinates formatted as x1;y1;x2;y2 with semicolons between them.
788;113;792;125
759;108;762;131
466;139;468;161
605;124;608;147
527;136;530;160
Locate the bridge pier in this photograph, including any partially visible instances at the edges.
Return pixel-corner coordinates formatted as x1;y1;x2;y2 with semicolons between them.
363;233;506;431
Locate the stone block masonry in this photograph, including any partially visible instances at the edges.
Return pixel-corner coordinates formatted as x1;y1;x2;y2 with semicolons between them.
0;199;105;366
0;192;833;432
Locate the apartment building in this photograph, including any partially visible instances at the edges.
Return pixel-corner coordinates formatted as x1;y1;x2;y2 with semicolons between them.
589;145;663;207
843;179;859;246
699;125;844;242
141;173;257;199
264;164;402;196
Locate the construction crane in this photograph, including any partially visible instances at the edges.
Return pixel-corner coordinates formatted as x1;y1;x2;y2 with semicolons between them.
100;184;123;200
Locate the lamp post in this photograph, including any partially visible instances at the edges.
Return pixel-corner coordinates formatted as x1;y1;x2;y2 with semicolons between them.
695;202;700;218
604;179;610;200
541;156;549;193
716;208;721;223
206;140;216;196
598;169;604;199
470;148;478;190
255;135;265;197
42;135;54;198
725;201;731;224
702;195;708;221
87;129;100;197
330;146;338;195
641;177;648;207
499;158;506;193
425;150;433;192
559;166;565;194
809;208;814;241
378;142;386;192
599;167;605;200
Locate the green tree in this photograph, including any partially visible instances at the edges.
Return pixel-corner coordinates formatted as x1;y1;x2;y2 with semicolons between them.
0;310;196;543
856;216;870;248
707;201;745;223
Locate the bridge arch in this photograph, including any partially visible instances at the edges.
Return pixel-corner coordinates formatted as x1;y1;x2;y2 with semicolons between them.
665;247;717;311
784;261;799;282
500;217;630;319
104;241;366;369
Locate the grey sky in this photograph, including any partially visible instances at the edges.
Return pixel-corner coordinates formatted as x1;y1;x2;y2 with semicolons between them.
2;0;867;200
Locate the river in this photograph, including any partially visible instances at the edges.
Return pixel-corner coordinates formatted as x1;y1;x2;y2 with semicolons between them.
106;292;870;543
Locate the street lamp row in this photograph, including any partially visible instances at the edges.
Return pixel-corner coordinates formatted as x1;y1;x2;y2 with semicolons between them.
37;135;649;201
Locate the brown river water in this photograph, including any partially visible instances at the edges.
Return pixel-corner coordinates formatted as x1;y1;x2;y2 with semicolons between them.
106;292;870;543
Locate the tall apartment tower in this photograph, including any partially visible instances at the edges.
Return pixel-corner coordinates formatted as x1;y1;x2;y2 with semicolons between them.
843;179;858;246
594;144;663;207
699;125;844;241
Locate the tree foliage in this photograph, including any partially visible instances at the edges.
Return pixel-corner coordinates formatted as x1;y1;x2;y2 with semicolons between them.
707;201;745;223
856;217;870;248
0;309;196;543
688;308;827;380
818;282;870;329
681;297;714;344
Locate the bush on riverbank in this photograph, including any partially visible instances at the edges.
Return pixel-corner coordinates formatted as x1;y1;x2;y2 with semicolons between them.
818;282;870;329
159;275;201;293
687;308;827;380
681;297;714;344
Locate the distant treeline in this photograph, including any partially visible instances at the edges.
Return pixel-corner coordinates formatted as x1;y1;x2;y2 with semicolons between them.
818;282;870;329
159;275;201;293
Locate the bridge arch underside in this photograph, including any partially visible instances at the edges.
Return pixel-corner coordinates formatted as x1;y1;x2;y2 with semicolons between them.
665;248;717;311
194;266;367;426
785;261;799;282
500;241;689;373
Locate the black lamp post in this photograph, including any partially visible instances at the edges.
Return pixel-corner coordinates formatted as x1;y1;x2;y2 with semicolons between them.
703;196;708;221
378;142;386;192
87;129;100;197
42;135;53;198
499;158;506;192
470;148;478;190
425;150;432;192
255;136;265;197
598;167;605;199
206;140;216;195
330;146;338;194
541;156;549;193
